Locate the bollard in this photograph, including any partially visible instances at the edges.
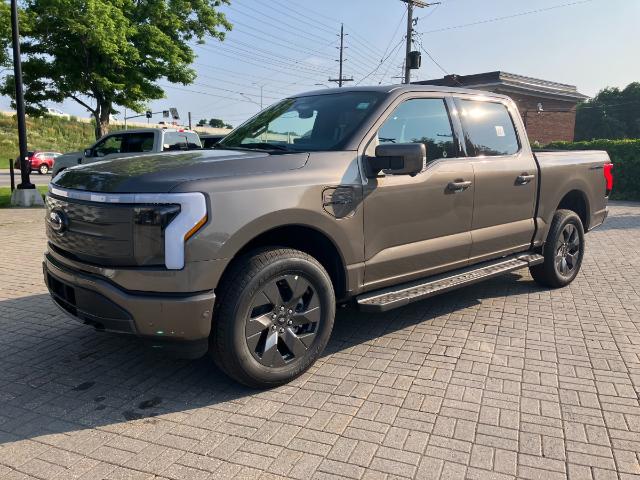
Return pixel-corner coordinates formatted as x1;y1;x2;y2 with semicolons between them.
9;158;15;192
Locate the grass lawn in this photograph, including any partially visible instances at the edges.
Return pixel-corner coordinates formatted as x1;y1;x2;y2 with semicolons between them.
0;186;48;208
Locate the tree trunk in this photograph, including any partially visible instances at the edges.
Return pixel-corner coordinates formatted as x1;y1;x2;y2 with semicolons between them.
93;101;111;140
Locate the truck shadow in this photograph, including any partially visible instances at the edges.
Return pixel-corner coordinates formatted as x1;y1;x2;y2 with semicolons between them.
0;271;544;445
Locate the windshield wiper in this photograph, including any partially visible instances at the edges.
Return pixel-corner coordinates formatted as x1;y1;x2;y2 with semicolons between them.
239;142;293;152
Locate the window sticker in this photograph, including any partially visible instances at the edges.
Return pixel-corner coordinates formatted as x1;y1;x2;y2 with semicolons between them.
495;125;506;137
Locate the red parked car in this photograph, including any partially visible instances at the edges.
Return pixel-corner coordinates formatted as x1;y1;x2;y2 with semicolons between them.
14;150;63;174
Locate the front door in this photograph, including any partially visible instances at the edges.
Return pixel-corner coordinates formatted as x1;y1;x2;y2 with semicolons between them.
455;97;538;263
88;132;156;163
362;95;475;290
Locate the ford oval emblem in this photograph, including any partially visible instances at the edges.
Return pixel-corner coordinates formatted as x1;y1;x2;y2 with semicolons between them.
49;209;67;234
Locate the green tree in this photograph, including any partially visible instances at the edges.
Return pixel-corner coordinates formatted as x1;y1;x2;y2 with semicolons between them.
575;83;640;141
2;0;230;139
197;118;208;127
208;118;227;128
0;2;11;71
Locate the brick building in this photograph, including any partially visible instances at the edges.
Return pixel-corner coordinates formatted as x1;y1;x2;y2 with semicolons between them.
414;71;589;145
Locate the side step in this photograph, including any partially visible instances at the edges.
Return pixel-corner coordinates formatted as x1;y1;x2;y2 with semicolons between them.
357;253;544;312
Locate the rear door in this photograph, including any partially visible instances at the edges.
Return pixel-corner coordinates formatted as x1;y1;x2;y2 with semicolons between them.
455;96;538;263
362;94;475;289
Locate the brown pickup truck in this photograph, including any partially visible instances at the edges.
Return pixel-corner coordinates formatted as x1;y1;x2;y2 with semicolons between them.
44;85;612;387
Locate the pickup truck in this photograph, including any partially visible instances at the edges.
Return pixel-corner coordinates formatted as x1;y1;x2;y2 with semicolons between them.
43;85;612;388
51;127;202;177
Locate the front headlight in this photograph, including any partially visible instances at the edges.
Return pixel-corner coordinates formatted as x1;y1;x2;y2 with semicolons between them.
135;193;208;270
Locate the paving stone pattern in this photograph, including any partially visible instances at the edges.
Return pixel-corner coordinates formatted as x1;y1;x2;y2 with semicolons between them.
1;204;639;479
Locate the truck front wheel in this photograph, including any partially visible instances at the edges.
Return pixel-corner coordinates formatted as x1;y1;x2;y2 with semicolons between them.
530;209;585;288
210;248;335;388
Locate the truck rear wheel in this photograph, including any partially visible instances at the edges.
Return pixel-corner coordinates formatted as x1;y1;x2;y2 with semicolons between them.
210;248;335;388
530;209;585;288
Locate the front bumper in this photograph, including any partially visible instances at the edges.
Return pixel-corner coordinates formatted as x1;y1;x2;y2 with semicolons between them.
43;254;216;358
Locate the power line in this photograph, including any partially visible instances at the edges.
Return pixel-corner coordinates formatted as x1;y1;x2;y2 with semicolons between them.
259;0;387;61
419;0;595;34
225;5;335;47
357;37;406;86
198;42;335;76
195;45;331;84
416;38;451;77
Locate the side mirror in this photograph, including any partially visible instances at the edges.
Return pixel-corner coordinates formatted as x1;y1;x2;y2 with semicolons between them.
84;148;93;157
366;143;426;177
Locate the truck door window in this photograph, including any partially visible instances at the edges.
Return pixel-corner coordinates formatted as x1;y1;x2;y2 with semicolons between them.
123;132;155;153
93;135;123;157
373;98;457;162
458;100;519;157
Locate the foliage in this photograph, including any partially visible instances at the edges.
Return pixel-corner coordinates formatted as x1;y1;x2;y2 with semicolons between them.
1;0;231;139
197;117;232;128
0;186;48;208
208;118;232;129
547;139;640;201
0;114;128;161
0;2;10;69
575;83;640;141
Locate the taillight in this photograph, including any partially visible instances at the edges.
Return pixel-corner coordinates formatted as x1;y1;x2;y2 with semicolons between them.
604;163;613;195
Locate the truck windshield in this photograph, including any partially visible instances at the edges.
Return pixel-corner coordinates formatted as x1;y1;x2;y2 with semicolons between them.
218;92;385;152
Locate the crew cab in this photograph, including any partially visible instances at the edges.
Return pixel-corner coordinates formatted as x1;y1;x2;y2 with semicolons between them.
43;85;611;388
51;128;202;177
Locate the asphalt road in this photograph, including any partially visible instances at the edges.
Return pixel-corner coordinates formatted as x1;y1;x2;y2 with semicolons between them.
0;170;51;188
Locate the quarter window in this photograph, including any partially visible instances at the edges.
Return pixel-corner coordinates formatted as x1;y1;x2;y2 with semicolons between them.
458;100;519;157
163;131;202;151
372;98;457;162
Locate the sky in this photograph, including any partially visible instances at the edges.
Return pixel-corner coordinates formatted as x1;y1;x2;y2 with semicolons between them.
2;0;638;127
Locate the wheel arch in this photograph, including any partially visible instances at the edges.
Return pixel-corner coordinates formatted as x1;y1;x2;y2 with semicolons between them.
556;189;590;231
220;223;349;301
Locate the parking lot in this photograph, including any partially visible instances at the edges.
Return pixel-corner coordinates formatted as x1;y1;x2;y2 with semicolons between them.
1;203;639;480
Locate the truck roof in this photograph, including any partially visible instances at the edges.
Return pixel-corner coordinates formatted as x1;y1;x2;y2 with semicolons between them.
294;84;511;101
107;127;198;135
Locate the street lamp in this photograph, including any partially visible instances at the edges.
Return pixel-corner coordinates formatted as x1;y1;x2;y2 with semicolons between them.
10;0;42;206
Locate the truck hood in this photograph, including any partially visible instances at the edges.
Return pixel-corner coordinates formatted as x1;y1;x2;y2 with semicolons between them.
51;149;309;193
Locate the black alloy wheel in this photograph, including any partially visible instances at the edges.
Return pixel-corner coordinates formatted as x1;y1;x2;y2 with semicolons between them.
245;273;321;367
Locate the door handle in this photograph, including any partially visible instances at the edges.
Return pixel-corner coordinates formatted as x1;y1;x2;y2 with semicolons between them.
516;174;535;185
447;180;472;192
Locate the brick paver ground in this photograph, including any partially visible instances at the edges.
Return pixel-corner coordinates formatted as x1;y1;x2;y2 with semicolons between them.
1;204;639;480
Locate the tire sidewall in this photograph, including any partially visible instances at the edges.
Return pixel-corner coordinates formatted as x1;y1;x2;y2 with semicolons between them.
227;255;335;386
546;211;585;286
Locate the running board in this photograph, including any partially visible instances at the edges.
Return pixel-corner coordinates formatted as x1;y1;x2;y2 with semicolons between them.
357;253;544;312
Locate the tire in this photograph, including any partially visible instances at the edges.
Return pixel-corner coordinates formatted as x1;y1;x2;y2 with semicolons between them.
530;209;585;288
210;248;335;388
39;164;49;175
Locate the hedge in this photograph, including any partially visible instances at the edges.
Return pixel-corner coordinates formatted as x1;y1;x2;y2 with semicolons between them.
545;139;640;201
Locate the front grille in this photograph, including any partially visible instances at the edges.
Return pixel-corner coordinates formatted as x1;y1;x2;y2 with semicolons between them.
46;194;164;267
45;271;134;333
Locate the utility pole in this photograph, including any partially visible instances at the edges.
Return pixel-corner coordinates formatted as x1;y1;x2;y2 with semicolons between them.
401;0;439;84
188;111;192;130
329;24;353;87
